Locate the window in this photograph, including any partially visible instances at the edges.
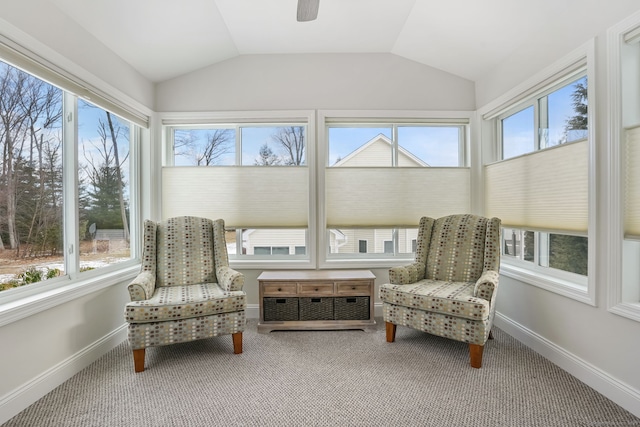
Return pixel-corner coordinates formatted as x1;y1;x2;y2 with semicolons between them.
162;115;313;265
502;228;587;276
323;117;470;262
0;59;140;294
608;19;640;321
483;46;593;302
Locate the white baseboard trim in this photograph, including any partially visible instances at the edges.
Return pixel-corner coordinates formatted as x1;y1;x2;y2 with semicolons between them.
0;324;127;425
246;303;259;319
245;302;384;319
494;312;640;419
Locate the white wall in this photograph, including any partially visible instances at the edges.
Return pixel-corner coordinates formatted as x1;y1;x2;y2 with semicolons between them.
155;53;475;112
0;283;131;423
0;0;154;110
474;0;640;108
476;25;640;419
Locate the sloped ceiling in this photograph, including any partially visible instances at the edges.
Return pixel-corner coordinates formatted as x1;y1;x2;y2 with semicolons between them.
50;0;640;83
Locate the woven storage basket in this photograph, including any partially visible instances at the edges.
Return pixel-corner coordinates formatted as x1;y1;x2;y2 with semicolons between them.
263;297;299;321
299;297;334;320
334;296;369;320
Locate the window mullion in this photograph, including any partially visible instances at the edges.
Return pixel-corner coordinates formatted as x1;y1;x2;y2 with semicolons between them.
62;92;79;277
538;96;548;150
392;125;398;167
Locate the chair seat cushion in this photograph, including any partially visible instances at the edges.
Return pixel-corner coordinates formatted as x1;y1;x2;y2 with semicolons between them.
125;283;246;323
379;280;489;321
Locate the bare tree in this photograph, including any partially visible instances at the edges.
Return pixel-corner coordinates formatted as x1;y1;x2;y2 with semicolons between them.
195;129;233;166
106;112;129;241
0;65;61;252
271;126;305;165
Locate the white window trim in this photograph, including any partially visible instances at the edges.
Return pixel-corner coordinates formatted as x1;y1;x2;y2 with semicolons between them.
159;110;317;270
0;55;148;326
317;109;476;269
0;263;140;328
606;12;640;322
479;40;597;306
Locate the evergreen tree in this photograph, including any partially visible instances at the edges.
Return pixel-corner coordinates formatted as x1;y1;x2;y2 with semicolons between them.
564;78;588;142
549;234;588;276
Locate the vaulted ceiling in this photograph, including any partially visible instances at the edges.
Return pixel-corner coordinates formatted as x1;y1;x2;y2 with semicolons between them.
50;0;640;83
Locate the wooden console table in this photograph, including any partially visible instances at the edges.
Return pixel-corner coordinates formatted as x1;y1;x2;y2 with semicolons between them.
257;270;376;333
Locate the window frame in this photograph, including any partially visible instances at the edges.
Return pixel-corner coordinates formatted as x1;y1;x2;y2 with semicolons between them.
606;14;640;322
160;110;316;270
317;109;475;269
0;42;148;326
479;40;596;306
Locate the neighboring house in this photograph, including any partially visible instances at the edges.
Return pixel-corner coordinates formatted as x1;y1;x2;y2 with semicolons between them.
243;228;307;255
333;133;428;167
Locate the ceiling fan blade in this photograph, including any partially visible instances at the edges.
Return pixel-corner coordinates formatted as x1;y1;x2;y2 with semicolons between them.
297;0;319;22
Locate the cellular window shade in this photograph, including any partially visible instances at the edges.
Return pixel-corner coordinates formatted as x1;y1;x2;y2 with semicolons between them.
325;167;470;228
485;140;588;233
625;126;640;238
162;167;308;228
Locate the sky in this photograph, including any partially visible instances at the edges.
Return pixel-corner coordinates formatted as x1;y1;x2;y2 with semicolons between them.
502;76;587;159
172;78;586;167
173;125;462;167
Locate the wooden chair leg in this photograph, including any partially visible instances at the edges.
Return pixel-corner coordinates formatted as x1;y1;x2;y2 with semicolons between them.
133;348;145;373
232;332;243;354
385;322;397;343
469;344;484;369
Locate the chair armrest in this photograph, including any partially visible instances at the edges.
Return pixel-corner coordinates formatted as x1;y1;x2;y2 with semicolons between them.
217;266;244;292
389;262;425;285
474;270;500;301
127;271;156;301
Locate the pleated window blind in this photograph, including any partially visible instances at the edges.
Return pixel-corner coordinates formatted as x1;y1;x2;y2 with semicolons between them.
162;166;308;229
325;167;470;228
625;126;640;238
325;123;470;229
485;140;588;233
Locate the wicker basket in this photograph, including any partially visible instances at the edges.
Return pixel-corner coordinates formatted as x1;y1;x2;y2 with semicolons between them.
299;297;334;320
263;297;299;321
334;297;369;320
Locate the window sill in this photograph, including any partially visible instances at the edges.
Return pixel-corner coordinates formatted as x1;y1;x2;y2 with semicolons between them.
608;301;640;323
320;257;414;270
0;263;140;328
500;262;595;306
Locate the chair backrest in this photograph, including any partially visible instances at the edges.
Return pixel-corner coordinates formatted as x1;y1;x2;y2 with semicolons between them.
419;214;501;283
154;216;219;287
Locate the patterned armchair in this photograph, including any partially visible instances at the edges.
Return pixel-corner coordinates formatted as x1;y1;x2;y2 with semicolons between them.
124;216;246;372
379;214;501;368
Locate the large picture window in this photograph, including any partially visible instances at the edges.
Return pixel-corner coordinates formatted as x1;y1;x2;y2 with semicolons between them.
0;60;139;293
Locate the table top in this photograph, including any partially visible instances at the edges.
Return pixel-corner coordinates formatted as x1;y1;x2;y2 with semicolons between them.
257;270;375;281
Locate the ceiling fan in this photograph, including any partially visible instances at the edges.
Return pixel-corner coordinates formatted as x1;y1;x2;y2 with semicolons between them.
297;0;320;22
